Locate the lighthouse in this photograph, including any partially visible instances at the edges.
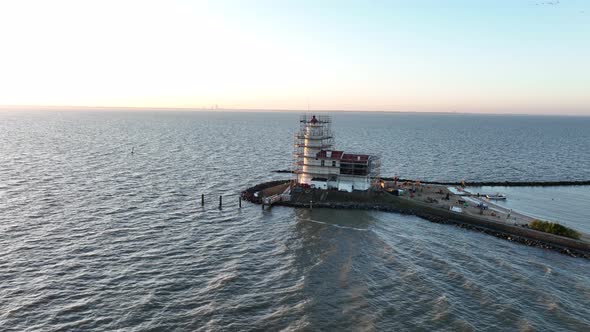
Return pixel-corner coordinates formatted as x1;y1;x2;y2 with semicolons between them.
294;114;381;192
294;115;336;185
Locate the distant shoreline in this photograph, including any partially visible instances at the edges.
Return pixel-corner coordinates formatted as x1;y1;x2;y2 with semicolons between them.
1;105;589;117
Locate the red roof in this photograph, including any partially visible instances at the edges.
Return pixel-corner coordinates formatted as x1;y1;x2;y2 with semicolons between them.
316;150;344;160
316;151;371;163
341;153;370;163
310;115;318;124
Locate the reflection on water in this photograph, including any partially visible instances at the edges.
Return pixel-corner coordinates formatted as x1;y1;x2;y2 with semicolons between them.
296;208;373;231
292;209;378;330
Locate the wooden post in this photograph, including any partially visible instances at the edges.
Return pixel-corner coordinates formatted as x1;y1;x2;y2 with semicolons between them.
239;196;242;208
201;194;204;206
219;195;222;209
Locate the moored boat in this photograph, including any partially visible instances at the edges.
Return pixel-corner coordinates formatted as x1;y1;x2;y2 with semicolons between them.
486;193;507;200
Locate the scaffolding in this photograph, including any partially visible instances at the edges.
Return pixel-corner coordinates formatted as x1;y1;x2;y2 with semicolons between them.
338;153;382;189
293;114;334;184
292;113;381;190
369;154;382;189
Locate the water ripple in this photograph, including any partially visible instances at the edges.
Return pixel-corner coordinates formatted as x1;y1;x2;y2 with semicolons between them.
0;111;589;330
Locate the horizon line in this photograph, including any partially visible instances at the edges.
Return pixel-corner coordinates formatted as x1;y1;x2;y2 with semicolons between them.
0;104;588;117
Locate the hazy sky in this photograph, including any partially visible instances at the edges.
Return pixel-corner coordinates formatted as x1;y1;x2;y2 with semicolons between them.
0;0;589;114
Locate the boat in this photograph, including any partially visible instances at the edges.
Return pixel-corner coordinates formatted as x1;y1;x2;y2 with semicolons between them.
485;193;507;200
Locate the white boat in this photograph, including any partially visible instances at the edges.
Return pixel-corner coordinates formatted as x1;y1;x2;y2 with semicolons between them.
485;193;507;200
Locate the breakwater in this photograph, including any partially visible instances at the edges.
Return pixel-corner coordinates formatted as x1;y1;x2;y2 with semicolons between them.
271;170;590;187
279;200;590;259
242;181;590;258
385;178;590;187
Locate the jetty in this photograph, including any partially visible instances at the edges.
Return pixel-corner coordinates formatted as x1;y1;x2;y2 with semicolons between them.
241;180;590;258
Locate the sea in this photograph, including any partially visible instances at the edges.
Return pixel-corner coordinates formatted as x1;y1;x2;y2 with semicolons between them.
1;110;589;331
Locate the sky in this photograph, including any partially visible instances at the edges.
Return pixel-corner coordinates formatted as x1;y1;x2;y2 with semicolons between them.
0;0;589;114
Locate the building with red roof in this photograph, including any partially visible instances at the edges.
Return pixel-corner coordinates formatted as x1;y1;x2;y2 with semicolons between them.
294;114;381;192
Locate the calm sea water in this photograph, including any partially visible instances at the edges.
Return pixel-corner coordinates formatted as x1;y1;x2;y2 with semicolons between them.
1;110;589;331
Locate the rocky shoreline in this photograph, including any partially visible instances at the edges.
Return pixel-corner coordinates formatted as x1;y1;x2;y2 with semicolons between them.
242;180;590;259
277;200;590;259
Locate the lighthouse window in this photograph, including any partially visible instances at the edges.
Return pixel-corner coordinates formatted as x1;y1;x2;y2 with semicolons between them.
321;160;325;166
332;161;336;167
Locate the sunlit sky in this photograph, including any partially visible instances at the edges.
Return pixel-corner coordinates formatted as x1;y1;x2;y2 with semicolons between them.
1;0;589;114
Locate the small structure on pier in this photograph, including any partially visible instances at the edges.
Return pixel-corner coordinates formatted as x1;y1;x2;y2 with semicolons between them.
294;114;381;192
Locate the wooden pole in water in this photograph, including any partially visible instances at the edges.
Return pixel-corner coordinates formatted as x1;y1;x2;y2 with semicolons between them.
239;196;242;208
201;194;204;206
219;195;222;209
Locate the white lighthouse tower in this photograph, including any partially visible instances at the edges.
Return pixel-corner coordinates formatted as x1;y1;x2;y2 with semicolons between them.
294;114;336;185
293;114;381;192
